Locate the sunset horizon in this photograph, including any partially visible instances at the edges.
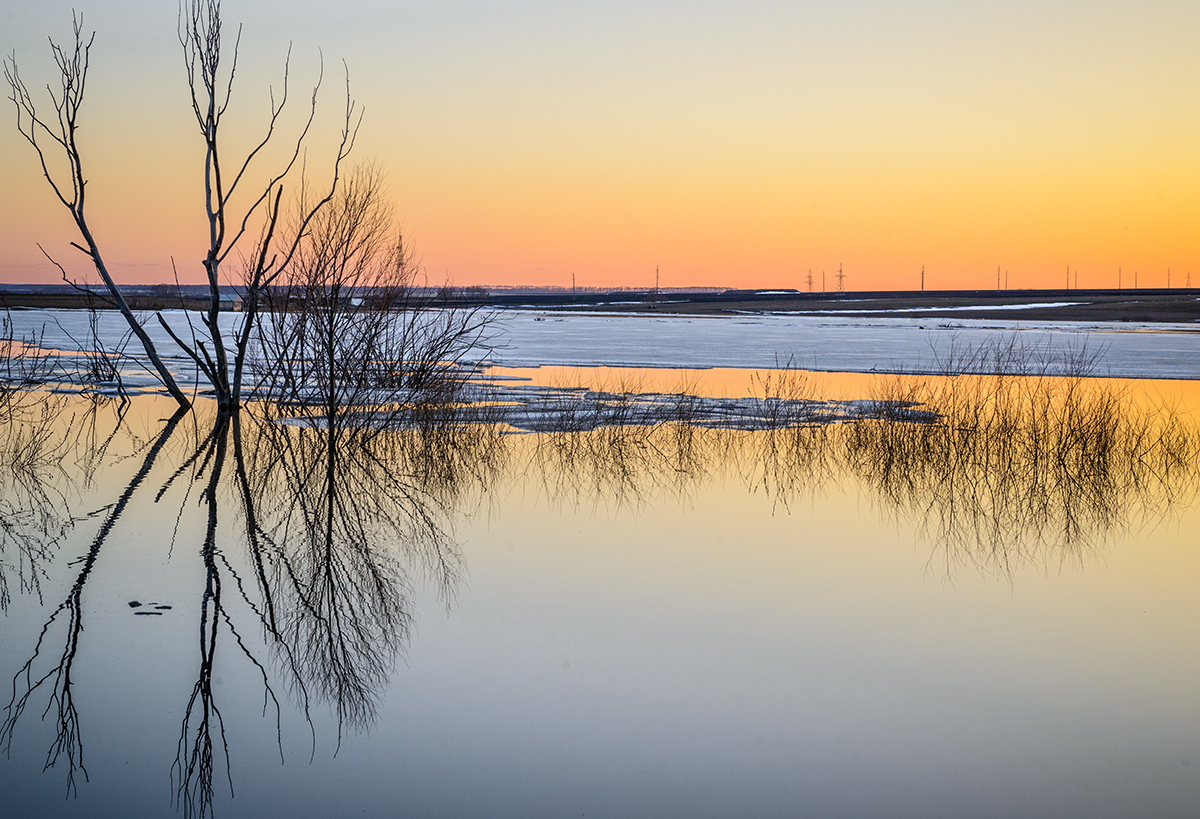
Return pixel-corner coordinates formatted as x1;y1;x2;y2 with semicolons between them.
4;1;1198;292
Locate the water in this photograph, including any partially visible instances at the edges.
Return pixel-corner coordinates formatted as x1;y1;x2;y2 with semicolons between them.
1;371;1198;818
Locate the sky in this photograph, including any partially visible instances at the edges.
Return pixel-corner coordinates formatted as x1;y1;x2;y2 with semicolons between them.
2;0;1199;291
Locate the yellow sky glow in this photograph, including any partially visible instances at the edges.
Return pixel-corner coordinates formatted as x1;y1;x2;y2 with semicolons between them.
3;1;1198;290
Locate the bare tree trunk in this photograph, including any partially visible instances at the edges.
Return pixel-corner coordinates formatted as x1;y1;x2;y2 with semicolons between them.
4;16;191;408
178;0;360;412
8;7;360;413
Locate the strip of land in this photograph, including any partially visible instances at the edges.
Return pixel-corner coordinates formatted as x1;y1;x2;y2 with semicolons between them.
3;286;1198;324
486;288;1200;324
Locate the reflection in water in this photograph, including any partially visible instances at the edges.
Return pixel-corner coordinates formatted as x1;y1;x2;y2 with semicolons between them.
1;402;187;797
519;366;1200;576
0;392;151;612
1;365;1198;816
842;372;1200;576
237;405;502;740
0;399;71;612
163;404;506;817
1;394;506;818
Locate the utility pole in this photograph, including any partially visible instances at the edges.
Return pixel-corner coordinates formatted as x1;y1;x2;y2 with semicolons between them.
1188;271;1192;288
822;270;826;293
1075;269;1078;289
572;272;576;296
997;266;1001;290
1118;267;1121;289
1005;269;1008;289
1135;270;1138;288
921;265;925;292
1066;265;1070;289
1168;268;1171;288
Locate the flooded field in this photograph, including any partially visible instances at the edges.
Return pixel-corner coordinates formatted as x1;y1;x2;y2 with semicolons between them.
2;356;1199;818
7;0;1200;813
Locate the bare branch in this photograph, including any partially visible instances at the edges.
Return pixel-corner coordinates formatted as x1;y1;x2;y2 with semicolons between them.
6;15;191;408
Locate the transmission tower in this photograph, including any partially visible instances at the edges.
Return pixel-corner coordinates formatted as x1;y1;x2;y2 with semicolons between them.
806;269;813;292
835;264;846;292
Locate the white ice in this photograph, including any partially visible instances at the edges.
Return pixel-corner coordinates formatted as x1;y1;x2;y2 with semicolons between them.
6;307;1200;394
488;310;1200;379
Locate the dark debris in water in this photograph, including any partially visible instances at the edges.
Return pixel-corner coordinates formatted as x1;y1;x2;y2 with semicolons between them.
129;600;171;612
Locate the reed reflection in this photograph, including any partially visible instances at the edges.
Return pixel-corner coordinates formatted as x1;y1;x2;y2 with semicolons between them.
0;400;70;612
518;365;1200;576
842;371;1199;576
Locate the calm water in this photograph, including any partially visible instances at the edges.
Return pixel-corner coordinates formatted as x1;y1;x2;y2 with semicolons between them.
1;375;1198;819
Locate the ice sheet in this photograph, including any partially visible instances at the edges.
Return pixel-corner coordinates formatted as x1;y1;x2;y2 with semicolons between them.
489;310;1200;379
6;307;1200;392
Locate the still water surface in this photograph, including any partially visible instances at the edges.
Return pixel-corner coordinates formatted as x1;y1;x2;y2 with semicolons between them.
1;374;1198;818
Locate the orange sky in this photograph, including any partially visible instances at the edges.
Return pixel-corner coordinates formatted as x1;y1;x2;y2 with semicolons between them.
3;1;1199;290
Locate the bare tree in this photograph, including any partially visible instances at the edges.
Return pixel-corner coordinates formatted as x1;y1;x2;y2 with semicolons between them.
4;14;191;407
5;3;360;413
161;0;360;412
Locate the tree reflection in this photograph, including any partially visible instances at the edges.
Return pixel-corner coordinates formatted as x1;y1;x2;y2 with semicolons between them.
159;399;504;817
241;415;418;741
0;391;503;818
170;410;261;819
1;404;187;796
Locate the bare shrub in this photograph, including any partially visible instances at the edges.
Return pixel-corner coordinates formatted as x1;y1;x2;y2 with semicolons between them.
252;164;493;432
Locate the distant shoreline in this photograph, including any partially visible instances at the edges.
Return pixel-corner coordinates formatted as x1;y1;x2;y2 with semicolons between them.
3;286;1198;324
